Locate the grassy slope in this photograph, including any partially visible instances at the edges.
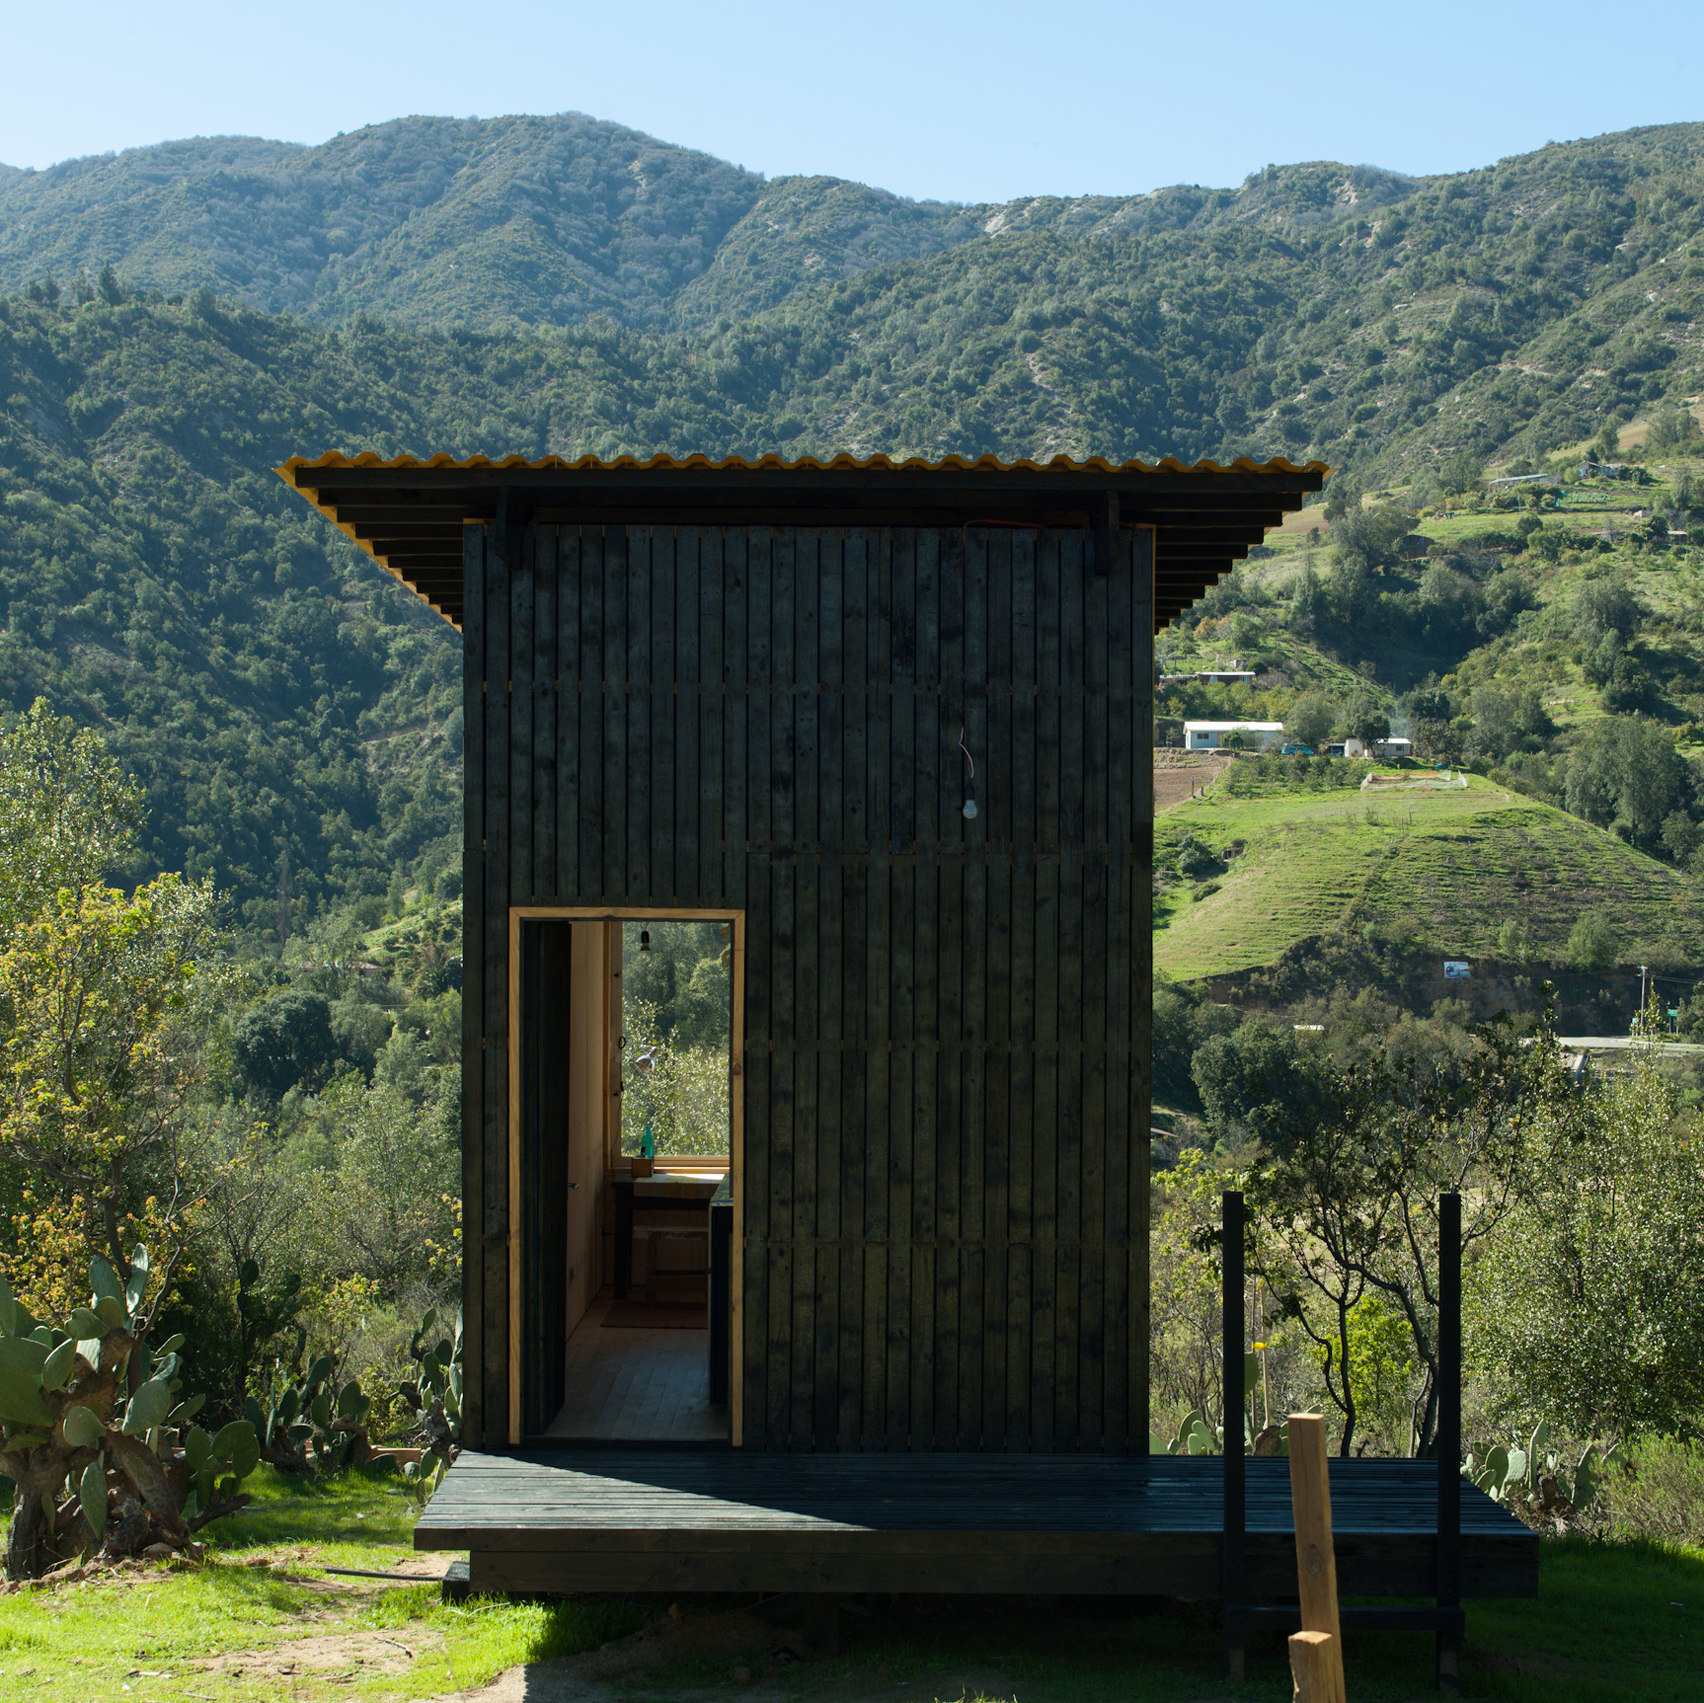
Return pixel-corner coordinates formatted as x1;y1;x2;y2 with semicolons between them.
0;1468;1697;1701
1155;768;1704;981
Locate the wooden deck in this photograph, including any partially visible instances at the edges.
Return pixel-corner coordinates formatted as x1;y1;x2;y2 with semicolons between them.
416;1450;1538;1600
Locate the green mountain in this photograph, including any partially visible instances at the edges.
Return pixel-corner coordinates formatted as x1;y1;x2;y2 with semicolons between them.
10;116;1704;481
6;113;1704;963
0;116;973;334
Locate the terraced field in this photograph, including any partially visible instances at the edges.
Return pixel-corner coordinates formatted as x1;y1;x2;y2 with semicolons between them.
1154;766;1704;982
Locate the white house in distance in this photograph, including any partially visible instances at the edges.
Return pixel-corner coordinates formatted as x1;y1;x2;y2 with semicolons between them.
1184;720;1285;751
1339;735;1413;759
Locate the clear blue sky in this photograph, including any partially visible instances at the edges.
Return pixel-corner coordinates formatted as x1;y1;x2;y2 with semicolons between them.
5;1;1702;203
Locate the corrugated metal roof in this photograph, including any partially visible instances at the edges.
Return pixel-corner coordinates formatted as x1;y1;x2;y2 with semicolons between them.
278;449;1330;476
277;448;1330;628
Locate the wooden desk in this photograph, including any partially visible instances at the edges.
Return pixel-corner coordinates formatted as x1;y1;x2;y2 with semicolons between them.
611;1172;724;1299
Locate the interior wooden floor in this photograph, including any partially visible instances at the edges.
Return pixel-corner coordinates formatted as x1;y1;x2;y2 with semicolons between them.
544;1291;728;1442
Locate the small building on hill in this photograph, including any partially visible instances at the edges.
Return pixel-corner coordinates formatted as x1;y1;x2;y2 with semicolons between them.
1342;735;1412;759
1184;719;1284;750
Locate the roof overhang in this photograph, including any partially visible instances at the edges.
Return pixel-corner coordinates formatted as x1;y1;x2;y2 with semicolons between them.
276;451;1329;631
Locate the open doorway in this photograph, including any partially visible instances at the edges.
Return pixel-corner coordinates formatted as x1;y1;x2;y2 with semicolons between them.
510;909;740;1445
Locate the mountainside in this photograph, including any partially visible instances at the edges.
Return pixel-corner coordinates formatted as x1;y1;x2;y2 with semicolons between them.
7;113;1704;969
9;117;1704;483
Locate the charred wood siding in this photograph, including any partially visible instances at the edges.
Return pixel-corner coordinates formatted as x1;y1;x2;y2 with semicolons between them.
464;522;1154;1451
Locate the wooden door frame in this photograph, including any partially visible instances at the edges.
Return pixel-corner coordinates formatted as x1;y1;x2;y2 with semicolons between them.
506;905;746;1447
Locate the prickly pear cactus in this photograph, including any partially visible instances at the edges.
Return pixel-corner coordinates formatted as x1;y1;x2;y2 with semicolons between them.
1465;1424;1621;1525
0;1247;261;1580
250;1352;374;1475
398;1307;463;1471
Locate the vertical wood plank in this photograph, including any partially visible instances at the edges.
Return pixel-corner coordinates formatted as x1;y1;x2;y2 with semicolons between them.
699;529;725;905
577;528;604;907
1131;525;1156;1447
481;518;512;1445
1076;529;1112;1453
885;528;917;1449
534;530;557;902
624;526;651;903
674;529;700;905
648;528;676;905
460;523;486;1445
555;528;580;903
723;528;749;906
761;526;797;1445
742;852;772;1446
601;527;626;904
511;531;535;906
792;526;821;1452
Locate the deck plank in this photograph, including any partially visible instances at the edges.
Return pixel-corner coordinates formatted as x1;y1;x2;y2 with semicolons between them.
421;1450;1533;1542
423;1449;1536;1600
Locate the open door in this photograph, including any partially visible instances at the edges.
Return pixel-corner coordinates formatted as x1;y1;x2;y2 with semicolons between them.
513;908;743;1445
515;918;616;1436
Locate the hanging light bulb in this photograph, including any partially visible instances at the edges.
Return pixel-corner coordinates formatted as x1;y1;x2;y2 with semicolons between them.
639;929;651;952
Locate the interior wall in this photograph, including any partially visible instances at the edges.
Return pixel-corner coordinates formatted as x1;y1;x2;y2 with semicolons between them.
467;522;1154;1452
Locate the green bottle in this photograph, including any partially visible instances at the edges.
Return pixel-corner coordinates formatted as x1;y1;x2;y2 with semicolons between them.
641;1120;655;1159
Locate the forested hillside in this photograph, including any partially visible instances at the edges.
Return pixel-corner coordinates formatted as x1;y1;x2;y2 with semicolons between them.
5;113;1704;950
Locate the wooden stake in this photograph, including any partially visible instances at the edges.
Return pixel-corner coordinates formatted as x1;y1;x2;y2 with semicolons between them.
1289;1630;1338;1703
1288;1414;1346;1703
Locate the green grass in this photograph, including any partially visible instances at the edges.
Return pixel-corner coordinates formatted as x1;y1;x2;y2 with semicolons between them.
0;1464;1698;1700
0;1465;642;1702
1155;768;1704;981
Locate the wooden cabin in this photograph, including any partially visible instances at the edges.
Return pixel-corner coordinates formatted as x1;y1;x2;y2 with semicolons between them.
270;454;1537;1653
281;449;1323;1456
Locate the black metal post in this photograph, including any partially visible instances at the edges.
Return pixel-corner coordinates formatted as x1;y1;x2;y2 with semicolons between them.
1436;1191;1462;1693
1221;1190;1246;1683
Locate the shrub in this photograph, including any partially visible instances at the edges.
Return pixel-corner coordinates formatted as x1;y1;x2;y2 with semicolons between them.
1602;1435;1704;1545
1565;910;1617;971
1176;834;1220;880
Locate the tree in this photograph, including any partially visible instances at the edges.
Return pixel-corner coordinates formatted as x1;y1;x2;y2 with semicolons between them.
232;990;338;1101
1571;577;1640;647
1645;407;1702;453
1251;1015;1562;1456
1334;504;1417;576
1289;691;1336;751
1290;562;1329;632
0;875;227;1311
1340;692;1391;747
0;702;143;932
1467;1025;1704;1440
1565;911;1617;971
1192;1023;1315;1148
0;707;229;1314
319;1079;459;1296
1563;715;1691;850
1439;450;1483;496
1153;981;1240;1109
1660;810;1702;867
1402;685;1457;764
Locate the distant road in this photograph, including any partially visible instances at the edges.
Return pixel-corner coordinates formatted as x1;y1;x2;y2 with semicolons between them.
1553;1036;1704;1054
